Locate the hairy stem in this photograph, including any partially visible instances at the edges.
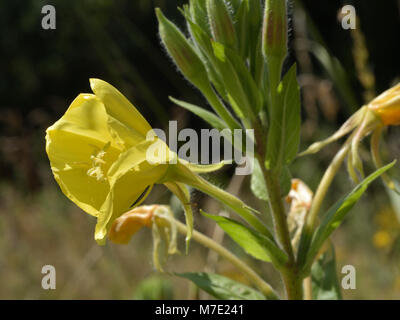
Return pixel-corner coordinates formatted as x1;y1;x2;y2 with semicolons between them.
281;268;303;300
254;124;301;299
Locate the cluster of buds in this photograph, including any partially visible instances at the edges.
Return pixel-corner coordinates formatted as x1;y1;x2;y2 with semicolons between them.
156;0;289;127
300;83;400;190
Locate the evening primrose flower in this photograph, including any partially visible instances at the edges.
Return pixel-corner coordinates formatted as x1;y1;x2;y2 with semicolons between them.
46;79;266;245
299;83;400;190
368;83;400;126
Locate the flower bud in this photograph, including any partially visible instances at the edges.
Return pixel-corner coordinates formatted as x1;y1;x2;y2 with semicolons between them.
206;0;237;48
262;0;287;59
261;0;288;93
156;8;209;90
368;83;400;126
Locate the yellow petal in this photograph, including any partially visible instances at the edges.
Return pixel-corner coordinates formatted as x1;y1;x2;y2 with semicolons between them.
46;94;121;216
94;140;169;243
369;83;400;126
108;205;157;244
90;79;152;137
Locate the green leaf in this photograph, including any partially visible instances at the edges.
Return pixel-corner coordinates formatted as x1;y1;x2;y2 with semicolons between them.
211;41;256;119
303;161;396;271
251;160;291;202
224;45;263;114
311;245;342;300
266;64;301;172
228;0;242;14
169;96;227;130
133;275;174;300
280;166;292;197
248;0;262;46
386;179;400;223
176;272;266;300
202;211;288;267
251;159;268;201
188;0;211;36
184;16;229;101
235;0;250;58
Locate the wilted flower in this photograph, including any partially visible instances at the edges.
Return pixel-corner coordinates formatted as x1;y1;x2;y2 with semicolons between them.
286;179;313;249
300;83;400;190
109;205;179;272
109;205;158;244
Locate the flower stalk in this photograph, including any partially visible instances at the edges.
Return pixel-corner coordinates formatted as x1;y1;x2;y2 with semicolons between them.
169;216;279;300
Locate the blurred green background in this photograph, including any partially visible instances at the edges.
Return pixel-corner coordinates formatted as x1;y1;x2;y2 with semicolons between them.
0;0;399;299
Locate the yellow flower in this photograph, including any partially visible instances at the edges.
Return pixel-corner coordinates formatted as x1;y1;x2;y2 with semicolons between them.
46;79;266;245
368;83;400;126
46;79;174;244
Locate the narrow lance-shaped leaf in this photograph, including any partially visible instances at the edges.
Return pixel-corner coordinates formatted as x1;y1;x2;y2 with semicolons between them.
156;8;209;91
302;161;396;272
183;11;229;100
181;8;230;103
311;245;342;300
176;272;269;300
202;211;288;268
251;158;269;201
235;0;250;58
157;8;239;130
224;45;263;114
228;0;242;14
211;41;256;120
169;96;228;131
188;0;211;36
266;64;301;173
251;160;292;201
